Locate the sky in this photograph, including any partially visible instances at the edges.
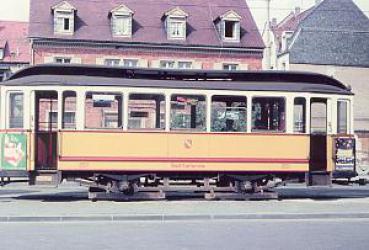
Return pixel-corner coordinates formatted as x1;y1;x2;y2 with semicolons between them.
0;0;368;30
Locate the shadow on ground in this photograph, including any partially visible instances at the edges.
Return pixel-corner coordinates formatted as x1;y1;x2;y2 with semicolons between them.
2;184;369;202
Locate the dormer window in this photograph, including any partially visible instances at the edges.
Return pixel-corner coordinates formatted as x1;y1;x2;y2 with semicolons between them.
164;7;188;40
281;31;294;52
110;4;134;38
0;48;4;60
52;1;76;35
216;10;242;42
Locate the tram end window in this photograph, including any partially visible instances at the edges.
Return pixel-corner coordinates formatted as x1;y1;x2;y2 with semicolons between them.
310;98;327;134
211;95;247;132
128;93;166;130
170;94;206;131
9;92;24;129
294;97;306;133
85;92;123;129
337;100;349;134
62;91;76;129
252;97;286;133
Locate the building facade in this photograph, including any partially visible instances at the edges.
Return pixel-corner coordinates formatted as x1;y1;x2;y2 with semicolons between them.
0;21;30;81
29;0;264;71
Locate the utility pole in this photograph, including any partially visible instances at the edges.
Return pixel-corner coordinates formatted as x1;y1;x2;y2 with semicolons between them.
265;0;272;70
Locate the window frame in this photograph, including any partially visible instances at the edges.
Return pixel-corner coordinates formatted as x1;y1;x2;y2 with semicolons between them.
7;91;24;129
210;95;247;133
84;92;124;130
293;97;307;134
170;93;207;132
167;17;186;40
62;91;77;130
112;14;132;37
54;10;74;34
127;92;166;131
251;96;287;133
54;57;72;64
337;99;351;135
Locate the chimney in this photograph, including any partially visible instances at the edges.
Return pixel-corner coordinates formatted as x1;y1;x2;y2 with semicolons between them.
271;18;277;28
295;7;301;15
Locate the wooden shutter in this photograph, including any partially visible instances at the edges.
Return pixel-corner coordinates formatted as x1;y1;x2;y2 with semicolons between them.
44;56;55;64
71;57;82;64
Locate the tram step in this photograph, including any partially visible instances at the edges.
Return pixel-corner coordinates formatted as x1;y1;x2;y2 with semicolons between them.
29;171;62;186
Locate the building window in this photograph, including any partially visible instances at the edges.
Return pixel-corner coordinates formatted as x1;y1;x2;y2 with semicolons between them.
216;10;241;42
168;19;186;39
294;98;306;133
0;48;4;60
164;7;188;40
211;95;247;132
252;97;286;132
9;93;24;128
104;59;120;67
123;59;138;67
178;61;192;69
171;95;206;131
85;92;123;129
110;4;134;37
337;100;350;134
112;15;132;37
160;60;176;69
223;64;239;71
128;94;165;130
55;57;71;64
52;1;76;35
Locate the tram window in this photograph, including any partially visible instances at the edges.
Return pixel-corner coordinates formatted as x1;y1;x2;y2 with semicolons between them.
337;100;349;134
62;91;76;129
170;95;206;131
294;98;306;133
211;95;247;132
9;93;24;128
85;92;122;129
252;97;286;132
128;94;165;130
310;98;327;134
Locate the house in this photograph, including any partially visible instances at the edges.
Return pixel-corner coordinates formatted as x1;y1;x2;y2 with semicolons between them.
265;0;369;174
28;0;264;71
0;21;30;81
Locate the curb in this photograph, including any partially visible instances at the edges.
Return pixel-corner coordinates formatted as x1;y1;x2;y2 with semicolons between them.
1;213;369;222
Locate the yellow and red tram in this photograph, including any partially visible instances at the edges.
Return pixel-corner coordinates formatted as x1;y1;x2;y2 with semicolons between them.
0;65;356;198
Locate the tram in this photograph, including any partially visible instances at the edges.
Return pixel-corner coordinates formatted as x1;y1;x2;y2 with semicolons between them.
0;64;356;199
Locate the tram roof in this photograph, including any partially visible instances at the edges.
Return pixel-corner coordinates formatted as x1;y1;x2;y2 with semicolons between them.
3;64;353;95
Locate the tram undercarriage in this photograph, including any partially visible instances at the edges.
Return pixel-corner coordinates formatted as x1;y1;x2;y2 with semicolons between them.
69;172;304;201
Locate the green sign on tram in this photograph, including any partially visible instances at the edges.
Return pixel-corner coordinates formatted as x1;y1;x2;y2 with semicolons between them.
0;134;27;171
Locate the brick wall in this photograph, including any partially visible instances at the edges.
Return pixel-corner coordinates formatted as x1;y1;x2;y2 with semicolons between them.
33;46;262;70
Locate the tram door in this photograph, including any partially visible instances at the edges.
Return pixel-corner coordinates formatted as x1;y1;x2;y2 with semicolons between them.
310;98;328;172
35;91;58;170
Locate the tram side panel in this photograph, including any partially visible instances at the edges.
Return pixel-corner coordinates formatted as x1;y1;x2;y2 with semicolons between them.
57;131;311;174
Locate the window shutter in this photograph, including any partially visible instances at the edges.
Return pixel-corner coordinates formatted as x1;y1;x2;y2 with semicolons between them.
128;17;132;36
138;59;148;68
70;16;75;33
71;57;82;64
96;58;105;65
239;63;248;70
193;61;203;70
220;21;225;40
44;56;55;64
213;63;223;70
235;22;241;42
150;60;160;68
